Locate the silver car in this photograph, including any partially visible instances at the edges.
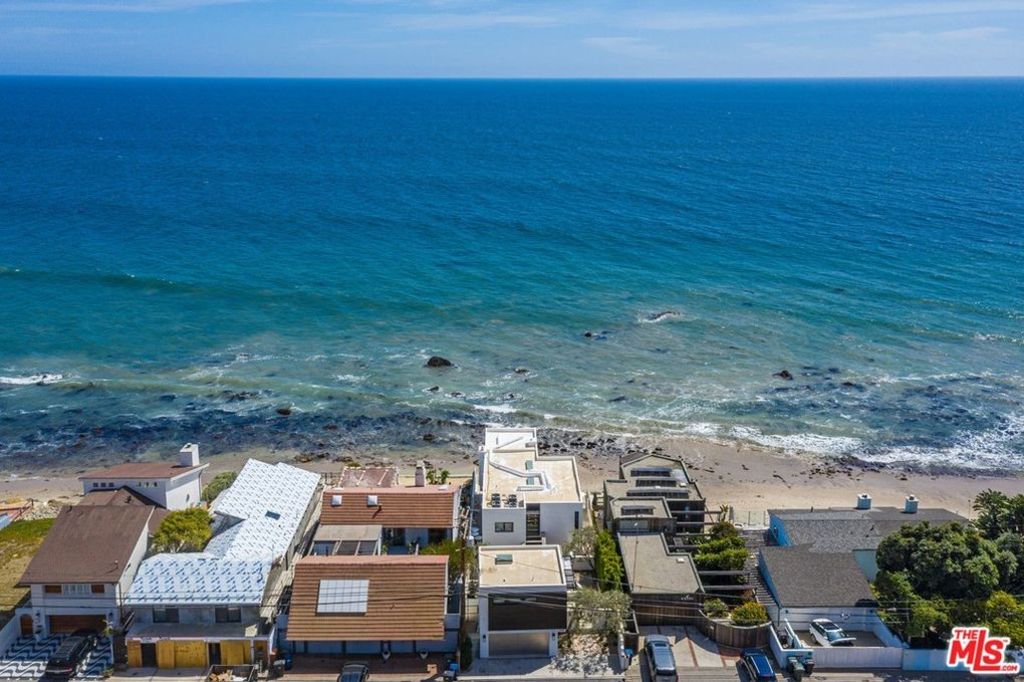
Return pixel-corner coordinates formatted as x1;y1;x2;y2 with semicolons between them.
810;619;855;647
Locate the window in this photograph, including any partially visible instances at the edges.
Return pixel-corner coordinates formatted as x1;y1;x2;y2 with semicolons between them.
44;585;61;594
91;584;105;594
62;584;90;596
92;482;99;489
153;608;179;623
574;511;580;529
215;607;242;623
317;580;368;614
494;522;514;533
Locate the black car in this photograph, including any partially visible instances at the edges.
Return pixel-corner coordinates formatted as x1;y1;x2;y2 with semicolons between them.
43;631;97;679
337;663;370;682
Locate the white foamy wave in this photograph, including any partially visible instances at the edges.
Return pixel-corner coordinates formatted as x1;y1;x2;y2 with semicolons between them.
860;413;1024;470
0;373;65;386
474;404;518;415
637;310;687;324
335;374;367;383
728;425;864;455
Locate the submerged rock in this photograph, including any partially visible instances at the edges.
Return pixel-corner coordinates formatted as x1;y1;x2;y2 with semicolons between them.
425;356;453;368
774;369;794;380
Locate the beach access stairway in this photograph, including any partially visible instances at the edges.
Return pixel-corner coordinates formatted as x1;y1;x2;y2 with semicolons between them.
743;530;781;621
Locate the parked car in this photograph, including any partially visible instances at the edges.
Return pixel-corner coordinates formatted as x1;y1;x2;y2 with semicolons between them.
644;634;677;682
810;618;855;647
738;649;777;681
337;663;370;682
43;631;97;679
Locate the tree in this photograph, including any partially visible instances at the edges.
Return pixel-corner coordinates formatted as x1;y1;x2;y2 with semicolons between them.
562;526;598;557
152;508;212;552
426;468;450;485
568;587;631;637
694;521;747;571
421;538;476;579
876;522;1001;600
201;472;237;503
995;531;1024;591
984;591;1024;648
593;530;624;591
873;570;951;642
730;602;768;627
973;490;1024;538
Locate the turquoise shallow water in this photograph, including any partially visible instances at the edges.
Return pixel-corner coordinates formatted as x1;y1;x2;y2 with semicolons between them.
0;77;1022;469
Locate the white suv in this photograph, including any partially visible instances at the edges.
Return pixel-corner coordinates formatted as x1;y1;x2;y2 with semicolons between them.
810;619;855;647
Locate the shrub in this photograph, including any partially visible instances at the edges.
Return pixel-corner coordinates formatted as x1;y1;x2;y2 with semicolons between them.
730;601;769;627
152;508;211;552
201;472;237;503
593;530;624;591
704;598;729;618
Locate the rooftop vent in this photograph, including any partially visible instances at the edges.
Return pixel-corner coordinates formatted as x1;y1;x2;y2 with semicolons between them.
265;510;281;520
331;495;342;507
856;493;872;510
525;460;534;470
366;495;379;507
495;553;513;565
904;495;919;514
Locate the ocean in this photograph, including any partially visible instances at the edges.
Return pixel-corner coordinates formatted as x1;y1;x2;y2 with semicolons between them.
1;77;1022;470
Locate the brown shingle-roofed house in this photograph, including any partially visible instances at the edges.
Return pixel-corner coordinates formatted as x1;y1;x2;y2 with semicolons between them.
80;462;201;480
79;446;209;511
320;486;458;529
17;505;154;636
287;555;452;647
78;486;168;533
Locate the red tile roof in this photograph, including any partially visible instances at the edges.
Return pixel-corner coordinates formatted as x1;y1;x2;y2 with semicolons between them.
288;556;448;641
320;486;457;528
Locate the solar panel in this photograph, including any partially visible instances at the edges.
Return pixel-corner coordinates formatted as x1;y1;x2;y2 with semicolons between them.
317;579;369;613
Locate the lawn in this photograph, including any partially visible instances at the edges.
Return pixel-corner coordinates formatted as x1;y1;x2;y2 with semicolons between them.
0;518;54;622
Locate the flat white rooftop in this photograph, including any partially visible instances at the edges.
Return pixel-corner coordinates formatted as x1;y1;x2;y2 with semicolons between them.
481;427;582;506
478;545;565;588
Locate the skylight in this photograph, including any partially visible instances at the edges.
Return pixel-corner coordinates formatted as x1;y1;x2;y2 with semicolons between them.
317;579;368;614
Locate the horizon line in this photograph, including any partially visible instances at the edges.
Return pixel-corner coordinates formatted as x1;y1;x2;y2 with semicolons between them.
2;73;1024;81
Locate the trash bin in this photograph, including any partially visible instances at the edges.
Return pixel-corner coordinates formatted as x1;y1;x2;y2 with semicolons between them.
786;656;805;681
282;652;293;671
803;658;815;676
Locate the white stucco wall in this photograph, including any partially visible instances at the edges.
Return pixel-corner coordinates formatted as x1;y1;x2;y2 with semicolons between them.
481;507;526;545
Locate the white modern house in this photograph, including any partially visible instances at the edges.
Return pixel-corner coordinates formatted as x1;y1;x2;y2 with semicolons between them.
79;444;208;510
477;545;567;658
123;460;320;669
475;428;584;545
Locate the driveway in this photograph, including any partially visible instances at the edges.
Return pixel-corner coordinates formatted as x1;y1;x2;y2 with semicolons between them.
638;625;739;671
0;635;112;681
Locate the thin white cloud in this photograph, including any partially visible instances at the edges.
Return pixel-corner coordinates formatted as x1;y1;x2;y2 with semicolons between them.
583;36;665;58
0;0;256;12
630;1;1024;31
389;11;558;30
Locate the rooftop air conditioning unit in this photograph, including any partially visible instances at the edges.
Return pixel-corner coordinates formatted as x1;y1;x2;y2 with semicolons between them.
331;495;342;507
367;495;379;506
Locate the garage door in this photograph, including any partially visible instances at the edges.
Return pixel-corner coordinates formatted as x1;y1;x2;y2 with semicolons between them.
48;615;106;634
487;632;550;657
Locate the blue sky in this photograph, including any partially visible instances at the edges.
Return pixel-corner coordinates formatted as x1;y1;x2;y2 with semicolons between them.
1;0;1023;77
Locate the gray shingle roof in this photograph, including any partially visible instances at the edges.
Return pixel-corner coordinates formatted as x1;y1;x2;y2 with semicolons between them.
769;506;966;553
760;545;877;608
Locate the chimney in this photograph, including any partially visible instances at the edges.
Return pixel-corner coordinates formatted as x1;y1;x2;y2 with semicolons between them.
856;493;872;510
179;443;200;467
415;461;426;487
904;495;919;514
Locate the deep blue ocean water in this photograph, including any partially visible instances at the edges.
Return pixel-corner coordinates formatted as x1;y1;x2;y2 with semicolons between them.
1;77;1022;469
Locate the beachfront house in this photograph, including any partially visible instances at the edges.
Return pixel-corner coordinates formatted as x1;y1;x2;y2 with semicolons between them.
475;427;584;546
284;555;458;656
17;505;156;637
318;464;460;553
79;444;208;511
617;533;704;625
476;545;568;658
758;494;966;630
603;452;707;536
123;460;319;669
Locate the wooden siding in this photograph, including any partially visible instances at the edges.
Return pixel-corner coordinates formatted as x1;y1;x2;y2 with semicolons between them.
288;556;448;641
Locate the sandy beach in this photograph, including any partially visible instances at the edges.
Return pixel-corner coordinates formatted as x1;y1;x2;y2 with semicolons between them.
2;433;1019;523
